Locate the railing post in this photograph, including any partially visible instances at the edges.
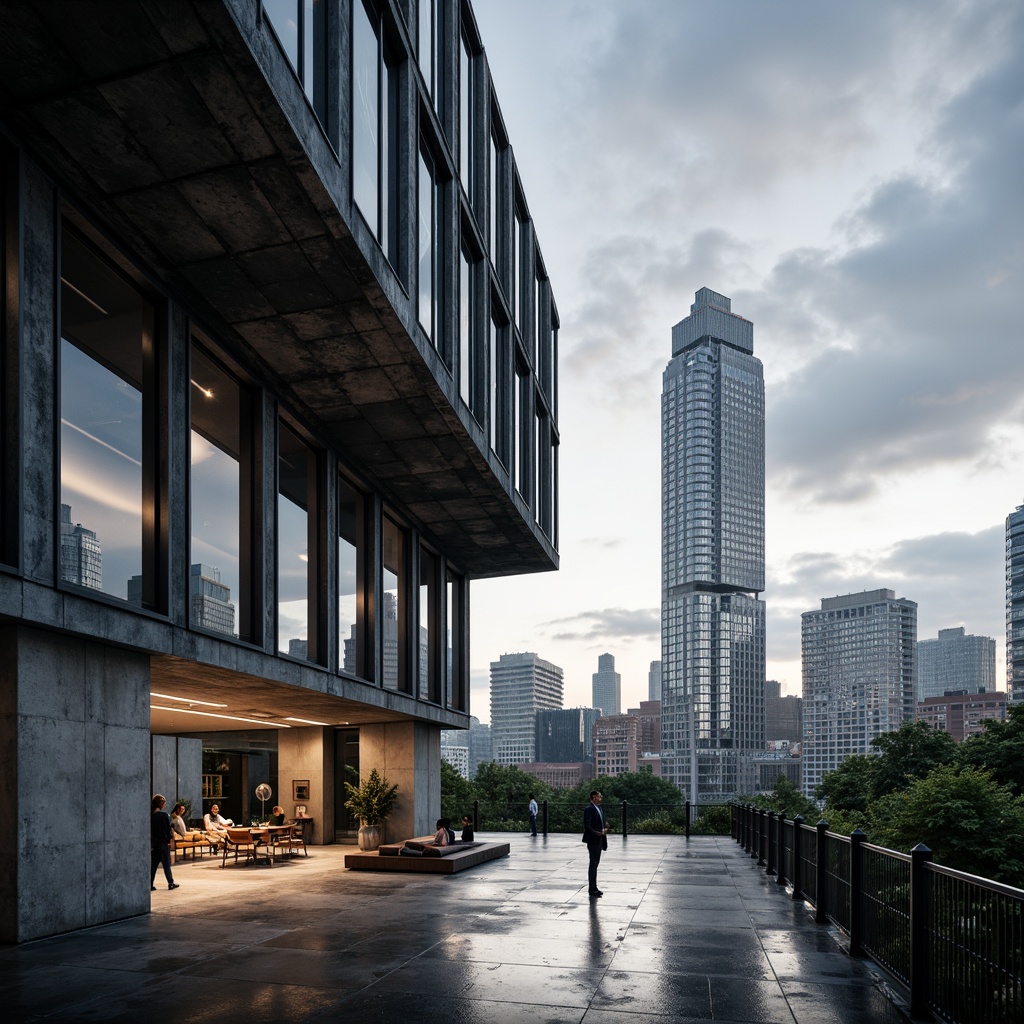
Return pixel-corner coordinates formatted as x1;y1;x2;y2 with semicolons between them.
685;800;691;840
621;800;628;837
473;799;479;832
790;815;804;899
909;843;933;1020
848;829;866;957
542;800;549;836
754;808;764;859
776;811;787;885
815;820;829;923
763;810;774;871
743;805;752;853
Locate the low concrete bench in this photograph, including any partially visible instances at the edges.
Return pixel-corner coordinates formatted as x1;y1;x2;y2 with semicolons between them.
344;836;511;874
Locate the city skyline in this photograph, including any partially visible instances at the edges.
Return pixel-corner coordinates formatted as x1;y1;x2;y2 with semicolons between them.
468;0;1023;721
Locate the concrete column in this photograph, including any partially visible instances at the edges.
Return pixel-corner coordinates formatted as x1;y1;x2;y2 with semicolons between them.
0;625;151;942
277;726;334;844
358;721;440;842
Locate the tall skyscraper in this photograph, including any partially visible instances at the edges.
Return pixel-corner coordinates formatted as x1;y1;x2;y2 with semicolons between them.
490;653;563;764
189;563;236;636
1006;504;1024;702
592;652;621;715
802;589;917;796
917;626;996;700
661;288;765;801
648;660;663;701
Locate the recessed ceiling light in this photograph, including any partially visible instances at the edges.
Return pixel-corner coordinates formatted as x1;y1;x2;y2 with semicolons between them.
150;705;292;728
151;691;228;708
246;711;276;719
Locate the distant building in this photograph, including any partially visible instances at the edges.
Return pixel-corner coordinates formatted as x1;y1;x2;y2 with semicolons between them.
638;754;663;777
517;762;594;789
917;627;995;700
440;739;470;779
628;700;662;756
536;707;601;763
1007;503;1024;702
592;652;621;715
468;717;493;778
648;660;663;701
754;753;802;792
662;288;765;802
58;503;101;590
594;713;640;776
916;691;1007;742
190;563;236;636
802;589;917;796
490;653;563;764
766;693;803;747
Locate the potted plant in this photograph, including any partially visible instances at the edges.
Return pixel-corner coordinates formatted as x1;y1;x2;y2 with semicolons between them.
344;767;398;850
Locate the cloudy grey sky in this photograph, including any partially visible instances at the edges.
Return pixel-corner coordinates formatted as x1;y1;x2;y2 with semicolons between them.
468;0;1024;717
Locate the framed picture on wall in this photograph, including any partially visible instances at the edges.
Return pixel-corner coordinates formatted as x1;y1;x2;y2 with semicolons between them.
293;780;310;801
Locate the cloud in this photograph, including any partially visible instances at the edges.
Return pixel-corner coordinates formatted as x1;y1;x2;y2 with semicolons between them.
765;525;1006;674
544;607;661;642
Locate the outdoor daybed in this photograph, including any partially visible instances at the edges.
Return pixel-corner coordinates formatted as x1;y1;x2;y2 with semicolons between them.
344;835;511;874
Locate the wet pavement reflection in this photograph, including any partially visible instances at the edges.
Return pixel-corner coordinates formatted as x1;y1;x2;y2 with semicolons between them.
0;834;908;1023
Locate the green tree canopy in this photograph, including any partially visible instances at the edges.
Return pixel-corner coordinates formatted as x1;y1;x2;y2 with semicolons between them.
956;703;1024;796
749;774;818;820
472;762;551;808
869;764;1024;886
439;759;476;822
868;719;957;799
816;753;877;812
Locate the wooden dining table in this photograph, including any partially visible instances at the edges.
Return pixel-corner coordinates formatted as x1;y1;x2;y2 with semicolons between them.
246;824;295;863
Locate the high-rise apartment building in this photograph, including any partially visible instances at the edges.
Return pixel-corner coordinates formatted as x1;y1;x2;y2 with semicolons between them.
916;690;1008;742
190;563;236;636
649;660;663;701
536;707;601;763
661;288;766;801
629;700;662;756
1006;504;1024;702
593;714;641;776
490;653;563;764
592;653;621;715
917;626;996;700
802;589;917;796
58;503;101;591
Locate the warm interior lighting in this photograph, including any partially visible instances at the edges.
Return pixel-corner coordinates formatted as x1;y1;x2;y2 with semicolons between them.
190;378;214;399
284;716;329;726
150;705;291;728
151;691;227;708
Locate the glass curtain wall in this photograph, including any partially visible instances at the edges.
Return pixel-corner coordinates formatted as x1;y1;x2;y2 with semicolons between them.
353;0;399;263
278;421;318;661
59;227;155;605
262;0;328;126
418;546;439;703
190;343;252;640
338;473;365;677
382;515;407;691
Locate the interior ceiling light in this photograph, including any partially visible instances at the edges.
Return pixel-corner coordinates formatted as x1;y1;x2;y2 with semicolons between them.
284;716;329;726
246;711;276;719
60;276;108;315
190;378;214;398
150;705;291;728
151;691;227;708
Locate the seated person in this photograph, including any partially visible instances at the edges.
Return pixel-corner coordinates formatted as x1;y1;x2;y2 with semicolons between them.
268;805;286;826
444;818;456;844
432;818;450;846
203;803;233;846
170;803;208;843
460;815;474;842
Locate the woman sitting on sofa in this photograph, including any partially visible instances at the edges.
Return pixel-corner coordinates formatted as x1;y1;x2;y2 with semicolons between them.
171;804;210;846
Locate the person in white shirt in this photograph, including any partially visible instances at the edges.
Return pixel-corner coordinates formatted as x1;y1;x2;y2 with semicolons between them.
528;794;539;836
203;803;233;847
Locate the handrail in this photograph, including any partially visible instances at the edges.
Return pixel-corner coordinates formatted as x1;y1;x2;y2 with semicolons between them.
732;803;1024;1024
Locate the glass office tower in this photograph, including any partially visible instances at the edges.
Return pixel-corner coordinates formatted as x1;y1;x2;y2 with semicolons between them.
1007;504;1024;702
661;288;765;801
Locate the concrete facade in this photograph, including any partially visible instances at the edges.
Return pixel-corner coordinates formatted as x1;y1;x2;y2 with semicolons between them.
0;0;558;941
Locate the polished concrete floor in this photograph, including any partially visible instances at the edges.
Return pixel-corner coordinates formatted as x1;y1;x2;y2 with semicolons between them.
0;834;908;1023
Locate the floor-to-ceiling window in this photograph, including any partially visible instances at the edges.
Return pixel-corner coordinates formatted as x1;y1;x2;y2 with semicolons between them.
278;420;319;661
338;472;366;678
382;514;407;691
59;225;159;606
263;0;329;129
190;342;254;640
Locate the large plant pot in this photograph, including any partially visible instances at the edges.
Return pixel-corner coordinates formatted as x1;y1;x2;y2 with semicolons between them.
357;825;382;851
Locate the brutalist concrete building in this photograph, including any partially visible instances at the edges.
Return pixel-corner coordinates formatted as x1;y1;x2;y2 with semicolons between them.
0;0;558;941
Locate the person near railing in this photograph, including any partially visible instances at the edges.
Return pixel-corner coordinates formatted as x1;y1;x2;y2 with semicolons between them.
528;793;539;836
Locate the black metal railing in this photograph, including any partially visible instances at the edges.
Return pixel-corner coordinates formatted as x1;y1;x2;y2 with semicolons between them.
733;804;1024;1024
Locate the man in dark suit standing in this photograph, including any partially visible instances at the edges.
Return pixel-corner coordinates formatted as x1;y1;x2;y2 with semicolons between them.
582;790;610;896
